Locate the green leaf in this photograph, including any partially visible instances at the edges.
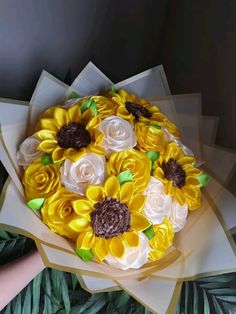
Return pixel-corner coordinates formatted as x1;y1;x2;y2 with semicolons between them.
32;271;43;314
68;91;81;99
22;284;32;314
61;273;71;314
197;172;210;187
51;269;62;301
43;269;52;314
0;230;11;239
71;273;78;290
193;282;200;314
27;198;45;211
146;151;160;163
41;154;53;165
12;293;22;314
75;248;94;262
111;86;119;93
80;99;97;116
116;170;133;184
143;225;155;240
202;289;210;314
151;124;161;129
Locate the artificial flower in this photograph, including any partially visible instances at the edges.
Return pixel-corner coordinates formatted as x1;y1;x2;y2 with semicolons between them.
143;177;172;225
22;159;61;200
153;142;202;210
107;149;151;193
41;188;89;239
35;105;104;163
149;217;174;261
75;175;151;261
60;153;106;195
98;116;136;156
17;136;43;167
105;232;150;270
168;200;188;232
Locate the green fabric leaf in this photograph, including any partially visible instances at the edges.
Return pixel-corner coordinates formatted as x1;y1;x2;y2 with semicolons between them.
111;86;119;93
143;225;155;240
146;151;160;163
197;172;210;187
27;198;45;211
75;248;94;262
80;99;98;116
90;100;98;116
151;124;161;129
41;154;53;165
68;91;80;99
116;170;133;184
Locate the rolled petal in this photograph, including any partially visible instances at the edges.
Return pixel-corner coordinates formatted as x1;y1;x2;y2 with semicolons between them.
104;175;120;197
72;200;93;216
35;129;56;141
86;185;105;203
119;182;134;203
130;213;151;232
54;107;69;126
109;237;125;258
128;194;146;212
37;140;57;153
76;230;95;250
174;190;186;205
66;148;87;162
52;147;66;163
123;231;139;247
92;237;109;261
67;217;90;232
39;118;60;132
68;105;81;122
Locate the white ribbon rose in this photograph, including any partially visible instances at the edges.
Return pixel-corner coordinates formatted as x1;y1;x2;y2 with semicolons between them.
17;136;43;167
98;116;136;155
143;177;172;224
168;200;188;232
105;232;150;270
60;153;106;195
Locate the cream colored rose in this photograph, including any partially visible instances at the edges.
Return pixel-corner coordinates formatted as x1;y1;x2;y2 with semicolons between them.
168;200;188;232
162;127;194;156
105;233;150;270
60;153;106;195
143;177;172;224
17;136;43;167
98;116;136;155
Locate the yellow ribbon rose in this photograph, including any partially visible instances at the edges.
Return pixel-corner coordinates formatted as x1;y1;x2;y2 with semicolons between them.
107;149;151;193
149;218;174;261
135;121;167;153
41;188;90;240
22;160;61;201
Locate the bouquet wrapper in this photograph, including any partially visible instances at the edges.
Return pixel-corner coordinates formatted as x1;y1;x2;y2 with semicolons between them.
1;63;236;314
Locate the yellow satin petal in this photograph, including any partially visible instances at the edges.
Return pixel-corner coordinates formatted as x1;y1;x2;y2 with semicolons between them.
174;190;186;206
123;231;139;247
51;146;66;163
109;237;125;258
72;200;93;216
67;217;90;232
66;148;87;162
39;118;60;132
128;194;146;212
119;182;134;203
165;180;174;195
80;109;93;125
37;140;57;153
54;107;69;126
104;175;120;197
76;230;95;250
186;176;200;187
87;144;105;155
179;156;195;166
92;237;109;261
35;129;56;141
86;185;105;203
68;105;81;122
130;213;151;232
86;116;101;129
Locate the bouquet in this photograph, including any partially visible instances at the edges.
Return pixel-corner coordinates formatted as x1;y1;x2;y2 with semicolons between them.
1;63;236;313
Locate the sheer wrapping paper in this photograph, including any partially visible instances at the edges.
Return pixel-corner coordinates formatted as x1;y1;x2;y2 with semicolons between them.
0;63;236;314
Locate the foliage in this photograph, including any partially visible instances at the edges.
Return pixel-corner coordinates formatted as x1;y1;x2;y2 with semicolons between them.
1;231;236;314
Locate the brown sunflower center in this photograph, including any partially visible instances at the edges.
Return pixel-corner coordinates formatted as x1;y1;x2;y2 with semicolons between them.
57;122;91;150
91;197;130;239
162;158;186;188
125;102;152;121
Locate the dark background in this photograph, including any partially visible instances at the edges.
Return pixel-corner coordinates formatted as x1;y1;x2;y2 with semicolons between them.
0;0;236;192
